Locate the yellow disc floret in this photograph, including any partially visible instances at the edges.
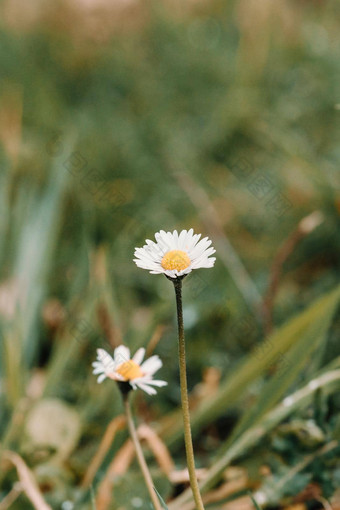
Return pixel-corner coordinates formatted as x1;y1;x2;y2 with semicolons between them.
116;360;143;380
161;250;191;271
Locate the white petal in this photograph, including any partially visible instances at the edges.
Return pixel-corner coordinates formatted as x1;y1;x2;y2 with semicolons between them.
134;258;160;268
143;379;167;387
164;269;178;278
134;259;162;271
114;345;130;365
97;373;107;383
141;355;162;375
155;231;174;253
186;232;201;251
134;246;162;264
178;229;188;249
150;268;167;274
191;253;215;267
143;242;163;260
93;366;104;375
189;239;212;259
172;230;179;248
134;249;159;262
133;347;146;365
191;257;216;269
136;382;157;395
193;246;216;259
111;371;125;381
176;266;193;277
96;349;116;374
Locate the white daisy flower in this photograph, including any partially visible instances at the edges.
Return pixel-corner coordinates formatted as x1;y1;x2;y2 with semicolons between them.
92;346;167;396
133;229;216;279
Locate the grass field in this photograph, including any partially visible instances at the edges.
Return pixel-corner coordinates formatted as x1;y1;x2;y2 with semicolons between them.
0;0;340;509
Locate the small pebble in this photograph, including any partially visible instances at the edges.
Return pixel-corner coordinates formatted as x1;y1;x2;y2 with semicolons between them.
131;497;143;508
61;501;74;510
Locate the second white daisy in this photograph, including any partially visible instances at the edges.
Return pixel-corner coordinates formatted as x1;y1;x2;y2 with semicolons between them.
134;229;216;278
92;345;167;395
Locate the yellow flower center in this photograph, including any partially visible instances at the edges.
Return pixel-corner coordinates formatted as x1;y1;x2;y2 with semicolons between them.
161;250;191;271
116;360;143;380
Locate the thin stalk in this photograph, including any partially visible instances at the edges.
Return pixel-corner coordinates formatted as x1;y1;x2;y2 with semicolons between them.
173;278;205;510
124;396;162;510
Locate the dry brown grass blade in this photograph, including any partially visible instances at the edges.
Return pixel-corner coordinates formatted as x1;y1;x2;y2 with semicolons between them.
178;494;253;510
174;468;248;510
330;489;340;510
0;482;22;510
190;367;221;410
81;415;126;489
96;438;135;510
138;424;175;476
169;468;207;485
96;422;176;510
2;451;52;510
202;467;248;505
221;494;254;510
262;211;324;335
146;324;167;357
315;496;333;510
0;87;22;167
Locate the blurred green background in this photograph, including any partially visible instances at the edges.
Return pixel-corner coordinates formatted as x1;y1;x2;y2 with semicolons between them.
0;0;340;509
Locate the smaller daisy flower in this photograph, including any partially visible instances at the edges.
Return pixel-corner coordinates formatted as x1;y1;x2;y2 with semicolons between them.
134;229;216;279
92;345;167;395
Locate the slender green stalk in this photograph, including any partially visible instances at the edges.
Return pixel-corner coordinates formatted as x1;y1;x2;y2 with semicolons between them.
173;278;205;510
124;396;162;510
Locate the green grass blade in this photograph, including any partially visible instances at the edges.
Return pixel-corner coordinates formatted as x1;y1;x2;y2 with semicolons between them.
154;487;169;509
222;283;340;449
248;491;263;510
170;369;340;509
165;285;340;447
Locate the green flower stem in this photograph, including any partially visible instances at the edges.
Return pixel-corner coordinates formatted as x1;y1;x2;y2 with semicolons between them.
124;396;162;510
173;278;205;510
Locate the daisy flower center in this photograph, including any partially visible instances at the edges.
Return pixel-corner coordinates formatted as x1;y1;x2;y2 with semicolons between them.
116;360;143;380
161;250;191;271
